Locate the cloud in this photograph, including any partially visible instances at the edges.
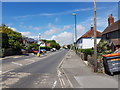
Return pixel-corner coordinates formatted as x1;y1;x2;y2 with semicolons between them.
20;31;39;39
8;27;17;31
76;24;86;37
55;17;59;22
63;25;71;30
44;28;60;35
20;32;31;36
51;32;73;46
13;7;95;20
19;25;41;31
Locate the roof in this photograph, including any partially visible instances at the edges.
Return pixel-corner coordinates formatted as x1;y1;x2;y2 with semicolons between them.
102;20;120;34
77;27;102;42
111;39;120;46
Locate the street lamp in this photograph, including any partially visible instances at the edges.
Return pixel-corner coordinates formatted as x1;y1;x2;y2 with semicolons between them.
37;33;41;57
72;13;77;53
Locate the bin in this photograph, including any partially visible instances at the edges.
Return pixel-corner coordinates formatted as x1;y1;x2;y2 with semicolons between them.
103;55;120;75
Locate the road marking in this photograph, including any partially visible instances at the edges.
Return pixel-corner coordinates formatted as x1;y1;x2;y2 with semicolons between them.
58;77;63;88
25;62;33;65
2;69;14;74
52;81;57;89
11;62;23;66
25;59;35;62
57;70;64;88
61;78;65;86
62;68;74;88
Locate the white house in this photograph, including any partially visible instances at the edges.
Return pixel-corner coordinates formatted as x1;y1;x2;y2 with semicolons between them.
76;27;102;49
37;40;46;47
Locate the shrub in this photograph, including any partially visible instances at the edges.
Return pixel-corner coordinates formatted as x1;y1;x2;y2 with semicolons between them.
78;48;94;60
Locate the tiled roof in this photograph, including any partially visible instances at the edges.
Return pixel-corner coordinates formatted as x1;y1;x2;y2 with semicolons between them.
77;27;102;42
111;39;120;46
102;20;120;34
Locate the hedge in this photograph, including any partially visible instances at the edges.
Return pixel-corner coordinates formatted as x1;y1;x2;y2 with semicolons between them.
78;48;94;61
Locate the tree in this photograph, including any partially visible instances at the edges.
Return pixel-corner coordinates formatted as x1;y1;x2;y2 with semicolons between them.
97;40;112;59
1;25;23;50
46;40;60;50
0;33;9;48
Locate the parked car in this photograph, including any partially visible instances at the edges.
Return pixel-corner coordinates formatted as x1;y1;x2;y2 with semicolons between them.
41;49;47;53
50;48;56;52
33;49;46;54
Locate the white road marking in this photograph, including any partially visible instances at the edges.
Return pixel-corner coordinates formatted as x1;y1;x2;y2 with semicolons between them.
52;81;57;89
2;69;14;74
58;77;63;88
61;78;65;86
25;59;35;62
57;70;64;88
25;62;33;65
11;62;23;66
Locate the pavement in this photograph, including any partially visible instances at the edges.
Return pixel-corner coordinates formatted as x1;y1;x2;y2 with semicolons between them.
59;49;119;89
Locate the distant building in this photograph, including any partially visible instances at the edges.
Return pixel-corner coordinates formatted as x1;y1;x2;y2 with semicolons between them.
76;26;102;49
22;37;37;46
37;40;51;47
102;14;120;51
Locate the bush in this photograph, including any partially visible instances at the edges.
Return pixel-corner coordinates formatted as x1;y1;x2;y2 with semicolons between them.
78;48;94;60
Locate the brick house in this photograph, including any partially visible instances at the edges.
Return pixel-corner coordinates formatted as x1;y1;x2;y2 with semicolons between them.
102;14;120;52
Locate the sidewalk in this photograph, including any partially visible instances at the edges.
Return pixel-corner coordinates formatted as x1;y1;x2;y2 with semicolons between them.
60;50;119;88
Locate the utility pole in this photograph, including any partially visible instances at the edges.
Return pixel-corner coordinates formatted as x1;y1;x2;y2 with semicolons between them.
94;0;98;72
72;13;77;53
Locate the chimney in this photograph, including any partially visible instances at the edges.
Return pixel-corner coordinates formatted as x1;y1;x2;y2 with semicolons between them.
91;24;94;30
108;14;114;26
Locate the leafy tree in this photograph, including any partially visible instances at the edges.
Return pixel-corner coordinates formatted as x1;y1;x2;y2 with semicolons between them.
46;40;60;50
1;25;23;50
97;40;112;59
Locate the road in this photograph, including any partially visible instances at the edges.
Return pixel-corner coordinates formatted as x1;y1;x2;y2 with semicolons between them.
1;49;68;88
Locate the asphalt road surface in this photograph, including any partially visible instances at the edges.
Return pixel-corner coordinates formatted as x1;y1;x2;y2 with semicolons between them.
1;49;68;88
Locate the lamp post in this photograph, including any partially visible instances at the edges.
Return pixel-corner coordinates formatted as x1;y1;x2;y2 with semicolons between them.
37;33;41;57
72;13;77;53
93;0;98;72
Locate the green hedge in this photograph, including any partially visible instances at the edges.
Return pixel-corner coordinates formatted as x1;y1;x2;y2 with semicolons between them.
78;48;94;60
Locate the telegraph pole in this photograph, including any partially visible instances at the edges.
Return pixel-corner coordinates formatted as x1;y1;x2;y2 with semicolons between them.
94;0;98;72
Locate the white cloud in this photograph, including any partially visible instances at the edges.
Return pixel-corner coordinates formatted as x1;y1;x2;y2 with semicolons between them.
63;25;71;30
19;25;41;31
51;32;73;46
14;7;96;20
8;27;17;31
20;31;39;40
20;32;31;36
55;17;59;22
44;28;60;35
76;24;86;37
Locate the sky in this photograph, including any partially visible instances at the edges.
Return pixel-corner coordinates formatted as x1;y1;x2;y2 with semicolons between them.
2;2;118;46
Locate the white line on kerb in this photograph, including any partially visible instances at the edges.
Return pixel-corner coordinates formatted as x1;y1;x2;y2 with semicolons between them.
11;62;23;66
52;81;57;89
2;69;14;74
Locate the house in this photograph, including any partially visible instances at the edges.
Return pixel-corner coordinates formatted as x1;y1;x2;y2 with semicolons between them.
102;14;120;51
37;40;51;47
22;37;37;46
37;40;46;47
76;26;102;49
